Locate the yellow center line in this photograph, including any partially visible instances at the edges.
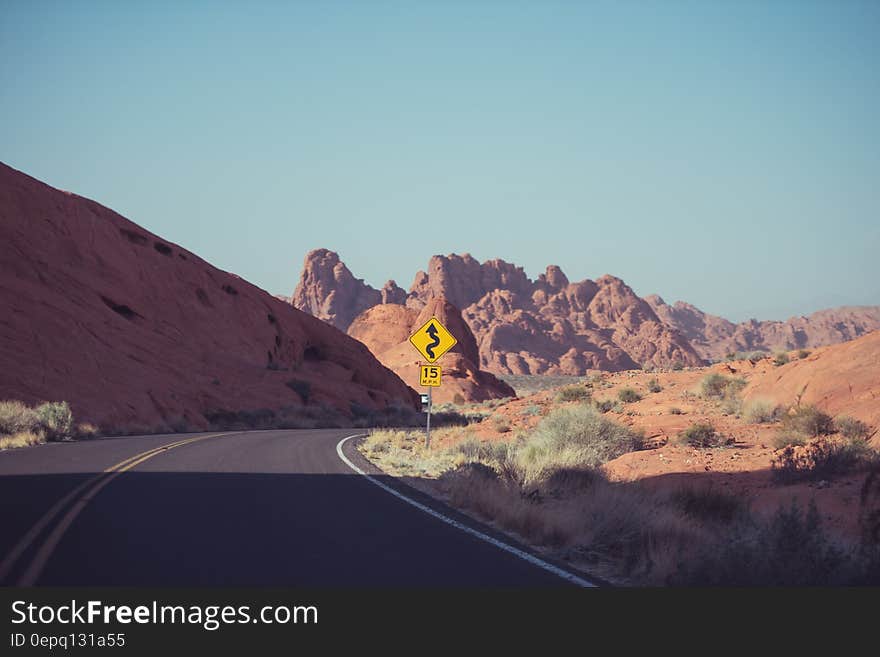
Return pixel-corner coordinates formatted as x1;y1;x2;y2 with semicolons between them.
0;432;232;585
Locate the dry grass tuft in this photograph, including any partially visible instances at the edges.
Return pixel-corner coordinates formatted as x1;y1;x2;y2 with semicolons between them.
0;431;46;450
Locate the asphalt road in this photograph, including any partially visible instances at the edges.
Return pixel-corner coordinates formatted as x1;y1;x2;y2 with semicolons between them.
0;429;586;587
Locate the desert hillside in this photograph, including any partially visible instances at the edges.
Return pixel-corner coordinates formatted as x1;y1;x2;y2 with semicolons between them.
0;163;417;430
646;295;880;362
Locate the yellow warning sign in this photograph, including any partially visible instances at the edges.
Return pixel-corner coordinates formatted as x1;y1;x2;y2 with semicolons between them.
420;365;442;387
408;317;457;363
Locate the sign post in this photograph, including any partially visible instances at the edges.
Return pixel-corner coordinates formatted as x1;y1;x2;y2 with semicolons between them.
419;364;442;447
409;318;457;448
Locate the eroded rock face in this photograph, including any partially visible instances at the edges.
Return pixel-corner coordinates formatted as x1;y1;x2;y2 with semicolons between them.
0;163;417;430
295;251;704;374
646;296;880;361
292;249;381;330
348;297;515;403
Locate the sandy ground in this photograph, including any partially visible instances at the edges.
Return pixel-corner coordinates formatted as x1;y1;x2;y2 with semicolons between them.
439;359;874;539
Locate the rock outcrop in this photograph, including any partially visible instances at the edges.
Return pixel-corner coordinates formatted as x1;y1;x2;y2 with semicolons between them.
0;163;417;431
292;249;382;330
743;330;880;431
293;251;704;374
348;297;516;403
646;296;880;362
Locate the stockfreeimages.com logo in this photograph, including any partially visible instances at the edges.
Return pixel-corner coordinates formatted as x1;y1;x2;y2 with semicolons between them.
11;600;318;632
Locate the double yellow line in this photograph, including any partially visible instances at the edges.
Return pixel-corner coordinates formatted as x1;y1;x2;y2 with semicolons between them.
0;432;231;586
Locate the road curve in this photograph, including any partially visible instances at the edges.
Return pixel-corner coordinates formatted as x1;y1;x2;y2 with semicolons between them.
0;429;585;587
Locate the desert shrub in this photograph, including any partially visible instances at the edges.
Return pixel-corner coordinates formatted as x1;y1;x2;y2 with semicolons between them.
699;373;746;401
672;360;684;371
492;415;512;433
797;349;812;359
484;397;514;409
773;352;790;367
0;400;40;435
671;486;748;524
0;431;46;450
285;378;311;403
669;407;684;415
726;351;768;363
647;378;663;394
555;385;592;403
540;467;600;497
673;501;860;585
774;404;835;447
516;405;643;482
519;405;542;416
836;416;872;442
677;422;731;448
74;423;100;439
34;402;74;441
771;437;877;484
594;399;614;413
743;399;782;424
452;393;466;405
617;387;642;403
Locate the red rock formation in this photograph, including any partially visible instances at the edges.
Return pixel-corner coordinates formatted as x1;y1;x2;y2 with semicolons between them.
0;163;417;431
646;295;880;362
294;252;705;374
291;249;382;330
348;298;515;403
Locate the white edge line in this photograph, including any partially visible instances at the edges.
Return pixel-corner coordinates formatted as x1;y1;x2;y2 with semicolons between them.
336;434;597;588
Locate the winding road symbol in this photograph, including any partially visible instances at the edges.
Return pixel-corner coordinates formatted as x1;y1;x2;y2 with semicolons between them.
409;316;457;363
424;323;441;360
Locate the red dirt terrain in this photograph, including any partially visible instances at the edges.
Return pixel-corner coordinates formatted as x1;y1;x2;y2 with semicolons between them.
447;331;879;538
742;331;880;429
292;249;704;375
348;297;515;403
0;163;417;430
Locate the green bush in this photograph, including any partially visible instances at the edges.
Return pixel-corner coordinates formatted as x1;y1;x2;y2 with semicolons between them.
34;402;73;441
0;400;39;435
836;416;871;441
797;349;812;359
669;407;684;415
677;422;730;448
743;399;782;424
699;373;746;401
672;360;684;371
554;385;592;403
491;415;512;433
774;404;835;447
594;399;614;413
647;378;663;394
519;405;542;417
773;352;790;367
517;405;643;480
725;351;768;363
772;437;878;484
617;387;642;403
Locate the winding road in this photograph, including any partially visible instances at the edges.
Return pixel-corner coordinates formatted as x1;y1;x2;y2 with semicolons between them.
0;429;593;587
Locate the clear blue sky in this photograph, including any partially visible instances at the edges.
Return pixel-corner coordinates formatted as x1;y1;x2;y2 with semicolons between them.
2;1;878;322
